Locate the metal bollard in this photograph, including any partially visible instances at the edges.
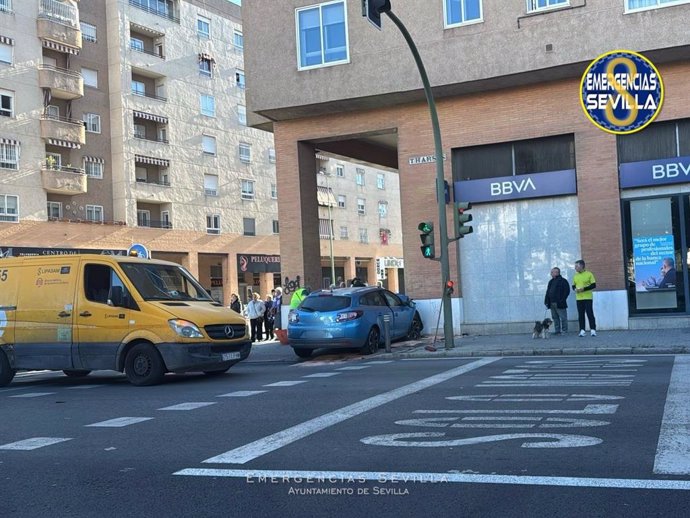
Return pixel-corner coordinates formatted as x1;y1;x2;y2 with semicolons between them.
383;314;391;353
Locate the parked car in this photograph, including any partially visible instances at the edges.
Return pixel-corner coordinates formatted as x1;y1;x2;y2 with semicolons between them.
287;286;423;358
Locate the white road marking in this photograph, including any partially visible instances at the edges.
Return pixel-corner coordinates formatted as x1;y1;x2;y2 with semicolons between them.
414;405;619;415
65;385;101;390
0;437;72;450
159;402;217;411
447;394;624;402
263;381;308;387
85;417;153;428
0;387;31;394
336;366;370;371
302;373;341;378
203;357;499;465
360;432;603;449
217;391;267;397
654;356;690;475
9;392;56;398
365;361;394;365
14;370;52;378
173;468;690;491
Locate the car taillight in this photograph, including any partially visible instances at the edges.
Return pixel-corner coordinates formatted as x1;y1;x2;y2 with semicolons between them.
336;310;363;322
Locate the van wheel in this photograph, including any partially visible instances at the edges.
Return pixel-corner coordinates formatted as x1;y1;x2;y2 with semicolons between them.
0;350;15;387
125;343;166;386
360;327;380;355
293;348;313;358
63;369;91;378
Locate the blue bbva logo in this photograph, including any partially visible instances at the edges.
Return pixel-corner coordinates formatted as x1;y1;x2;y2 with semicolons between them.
580;50;663;135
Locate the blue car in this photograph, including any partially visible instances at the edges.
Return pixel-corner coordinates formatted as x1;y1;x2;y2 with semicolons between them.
287;286;423;358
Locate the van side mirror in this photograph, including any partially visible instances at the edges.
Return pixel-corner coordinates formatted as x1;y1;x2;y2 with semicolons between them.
109;286;124;307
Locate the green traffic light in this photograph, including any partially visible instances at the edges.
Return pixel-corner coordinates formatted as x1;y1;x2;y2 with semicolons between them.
418;221;433;233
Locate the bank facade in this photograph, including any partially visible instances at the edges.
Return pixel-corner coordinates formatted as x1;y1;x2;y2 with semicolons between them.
242;0;690;333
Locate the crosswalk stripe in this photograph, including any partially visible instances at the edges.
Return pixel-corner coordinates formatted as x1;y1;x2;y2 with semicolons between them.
302;373;341;378
336;366;371;371
217;390;267;397
85;417;153;428
263;381;308;387
0;437;72;450
9;392;55;398
654;356;690;475
159;402;217;411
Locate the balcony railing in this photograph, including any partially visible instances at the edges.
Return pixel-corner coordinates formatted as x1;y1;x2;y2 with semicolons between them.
136;178;170;187
39;0;79;27
134;134;169;144
138;219;173;229
129;0;179;23
130;42;164;59
41;112;83;125
132;90;167;102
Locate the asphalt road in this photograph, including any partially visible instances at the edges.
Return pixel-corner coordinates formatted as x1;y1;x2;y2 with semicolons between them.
1;349;689;518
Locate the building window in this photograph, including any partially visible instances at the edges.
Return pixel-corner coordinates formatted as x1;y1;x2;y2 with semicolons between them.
81;22;97;42
271;183;278;199
131;80;145;96
238;105;247;125
130;37;144;51
233;30;244;50
204;174;218;196
0;1;11;14
243;217;256;236
84;159;104;178
236;69;245;89
319;218;334;239
340;226;348;239
239;142;251;163
199;57;213;77
0;194;18;222
0;140;18;169
359;227;368;244
626;0;690;11
378;201;388;217
526;0;568;12
86;205;103;222
137;210;151;227
272;220;279;234
81;67;98;88
357;198;365;215
47;201;62;219
206;214;220;234
202;134;216;155
161;210;170;228
444;0;483;26
337;194;346;208
0;89;13;117
200;94;215;117
241;179;255;200
197;16;210;38
83;113;101;133
133;123;146;139
296;1;349;70
377;173;385;189
0;41;12;65
336;164;344;177
356;168;365;186
268;148;276;163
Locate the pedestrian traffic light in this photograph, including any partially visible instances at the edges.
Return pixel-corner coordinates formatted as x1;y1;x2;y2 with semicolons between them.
362;0;391;30
418;221;435;259
455;202;473;239
445;280;454;296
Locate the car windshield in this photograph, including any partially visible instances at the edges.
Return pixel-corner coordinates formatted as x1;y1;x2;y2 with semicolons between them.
120;262;213;301
300;295;351;312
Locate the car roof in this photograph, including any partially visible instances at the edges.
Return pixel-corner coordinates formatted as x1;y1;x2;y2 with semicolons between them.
309;286;380;297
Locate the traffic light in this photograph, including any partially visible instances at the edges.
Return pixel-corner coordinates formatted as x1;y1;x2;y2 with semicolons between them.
363;0;391;30
445;280;454;297
418;221;435;259
455;202;473;239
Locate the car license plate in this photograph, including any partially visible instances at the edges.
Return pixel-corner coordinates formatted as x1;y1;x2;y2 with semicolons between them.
221;352;241;361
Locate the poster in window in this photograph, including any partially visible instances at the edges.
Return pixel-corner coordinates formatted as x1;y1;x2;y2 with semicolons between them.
633;235;676;292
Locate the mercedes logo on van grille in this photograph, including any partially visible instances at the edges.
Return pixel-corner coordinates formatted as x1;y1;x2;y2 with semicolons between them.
224;325;235;338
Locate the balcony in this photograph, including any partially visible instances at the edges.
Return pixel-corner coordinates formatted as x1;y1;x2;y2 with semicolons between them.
137;218;173;229
38;65;83;100
40;114;86;146
37;0;82;53
41;165;87;195
129;0;179;23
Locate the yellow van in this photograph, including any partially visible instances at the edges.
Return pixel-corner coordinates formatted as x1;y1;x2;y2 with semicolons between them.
0;254;250;386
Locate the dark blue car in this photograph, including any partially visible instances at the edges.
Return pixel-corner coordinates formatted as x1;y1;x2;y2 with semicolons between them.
287;286;423;358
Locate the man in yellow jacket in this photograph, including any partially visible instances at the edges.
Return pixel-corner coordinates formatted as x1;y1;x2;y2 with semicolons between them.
572;259;597;337
290;286;310;309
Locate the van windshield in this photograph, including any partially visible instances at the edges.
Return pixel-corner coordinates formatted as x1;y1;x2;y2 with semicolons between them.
120;262;213;302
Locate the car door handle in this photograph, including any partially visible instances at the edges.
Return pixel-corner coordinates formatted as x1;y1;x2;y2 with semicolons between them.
58;311;71;318
79;311;92;317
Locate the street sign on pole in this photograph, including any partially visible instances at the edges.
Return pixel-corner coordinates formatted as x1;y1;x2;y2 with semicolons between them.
362;0;391;30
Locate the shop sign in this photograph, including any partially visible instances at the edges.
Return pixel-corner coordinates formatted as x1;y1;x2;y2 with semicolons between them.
210;278;223;287
237;254;281;273
454;169;576;204
619;155;690;189
408;154;446;166
0;246;127;258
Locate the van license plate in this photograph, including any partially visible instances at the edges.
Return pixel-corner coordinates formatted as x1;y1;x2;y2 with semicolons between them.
221;352;241;361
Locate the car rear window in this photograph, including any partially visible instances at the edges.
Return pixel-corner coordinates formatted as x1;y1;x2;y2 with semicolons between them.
300;295;351;312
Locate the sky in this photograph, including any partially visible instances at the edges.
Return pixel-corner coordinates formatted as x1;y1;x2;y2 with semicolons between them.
227;0;241;5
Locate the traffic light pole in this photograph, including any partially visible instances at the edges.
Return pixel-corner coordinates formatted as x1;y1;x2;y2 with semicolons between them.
385;10;454;349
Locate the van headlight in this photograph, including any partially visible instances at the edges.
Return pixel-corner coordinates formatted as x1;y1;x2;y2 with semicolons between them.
168;319;203;338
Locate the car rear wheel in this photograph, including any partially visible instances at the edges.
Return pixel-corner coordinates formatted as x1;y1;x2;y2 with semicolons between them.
63;369;91;378
0;349;15;387
124;343;166;386
361;327;380;355
293;347;313;358
407;313;423;340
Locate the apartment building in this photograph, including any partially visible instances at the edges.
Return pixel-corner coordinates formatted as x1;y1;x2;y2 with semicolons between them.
242;0;690;333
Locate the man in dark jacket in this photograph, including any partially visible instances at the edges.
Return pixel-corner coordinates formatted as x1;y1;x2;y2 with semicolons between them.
544;267;570;335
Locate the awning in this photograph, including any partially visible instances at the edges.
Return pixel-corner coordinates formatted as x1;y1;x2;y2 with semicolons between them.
315;154;330;161
83;156;104;164
317;186;337;207
0;35;14;45
198;53;215;63
133;110;168;124
47;138;81;149
130;22;164;37
0;137;19;146
135;154;169;167
41;39;80;55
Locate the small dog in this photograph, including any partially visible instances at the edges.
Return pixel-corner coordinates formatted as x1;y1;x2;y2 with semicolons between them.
532;318;553;339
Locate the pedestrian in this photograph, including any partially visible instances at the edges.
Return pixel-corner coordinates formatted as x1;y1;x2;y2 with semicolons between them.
263;294;274;340
289;286;310;309
228;293;242;314
272;287;283;329
350;277;366;287
245;292;266;342
544;267;569;335
572;259;597;337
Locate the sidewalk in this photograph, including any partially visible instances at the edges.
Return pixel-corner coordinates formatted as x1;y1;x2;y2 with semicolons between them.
381;327;690;358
